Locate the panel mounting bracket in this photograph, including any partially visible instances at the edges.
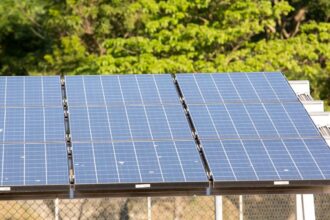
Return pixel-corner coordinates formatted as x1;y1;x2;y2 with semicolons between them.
171;74;213;183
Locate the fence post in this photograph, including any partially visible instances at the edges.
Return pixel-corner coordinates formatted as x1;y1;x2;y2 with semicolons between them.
215;196;223;220
54;198;59;220
148;197;152;220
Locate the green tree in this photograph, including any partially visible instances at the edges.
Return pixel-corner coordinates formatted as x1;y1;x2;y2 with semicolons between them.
0;0;329;106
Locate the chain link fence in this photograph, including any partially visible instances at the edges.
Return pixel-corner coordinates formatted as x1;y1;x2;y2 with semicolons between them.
0;194;329;219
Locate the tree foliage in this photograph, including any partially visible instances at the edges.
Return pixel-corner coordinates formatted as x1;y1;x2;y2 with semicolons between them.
0;0;329;106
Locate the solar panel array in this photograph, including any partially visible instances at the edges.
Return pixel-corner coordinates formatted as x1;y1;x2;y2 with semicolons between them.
65;75;207;185
176;73;330;183
0;72;329;196
0;77;68;186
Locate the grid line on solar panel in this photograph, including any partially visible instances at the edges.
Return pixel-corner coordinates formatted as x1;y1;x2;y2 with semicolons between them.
41;79;48;184
1;78;8;186
23;77;26;185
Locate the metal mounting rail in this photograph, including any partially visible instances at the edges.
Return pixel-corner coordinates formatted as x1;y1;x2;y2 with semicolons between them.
60;75;75;199
171;74;213;190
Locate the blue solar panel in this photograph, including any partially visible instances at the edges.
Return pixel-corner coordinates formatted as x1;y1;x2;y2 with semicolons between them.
0;76;68;187
177;72;298;104
188;102;322;140
66;75;207;185
66;75;180;107
176;72;330;182
69;105;192;143
1;143;68;186
72;140;206;184
0;77;63;107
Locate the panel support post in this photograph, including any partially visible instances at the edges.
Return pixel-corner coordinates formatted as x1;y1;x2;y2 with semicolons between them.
215;196;223;220
148;197;152;220
54;198;59;220
239;195;243;220
296;194;315;220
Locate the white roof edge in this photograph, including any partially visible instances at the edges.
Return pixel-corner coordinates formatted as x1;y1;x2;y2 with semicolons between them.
289;80;310;84
301;100;324;105
289;80;311;95
289;80;330;146
309;112;330;116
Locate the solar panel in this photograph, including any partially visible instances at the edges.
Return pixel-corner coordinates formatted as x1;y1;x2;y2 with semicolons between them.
176;72;330;184
66;75;180;107
0;76;68;187
1;72;327;197
177;72;298;104
65;75;208;186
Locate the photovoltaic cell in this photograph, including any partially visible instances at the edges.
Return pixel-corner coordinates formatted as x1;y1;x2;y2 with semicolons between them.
66;75;207;185
0;76;68;187
176;72;330;182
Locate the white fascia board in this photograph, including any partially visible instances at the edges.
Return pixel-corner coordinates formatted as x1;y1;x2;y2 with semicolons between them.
301;101;324;113
326;139;330;147
289;80;310;95
309;112;330;127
